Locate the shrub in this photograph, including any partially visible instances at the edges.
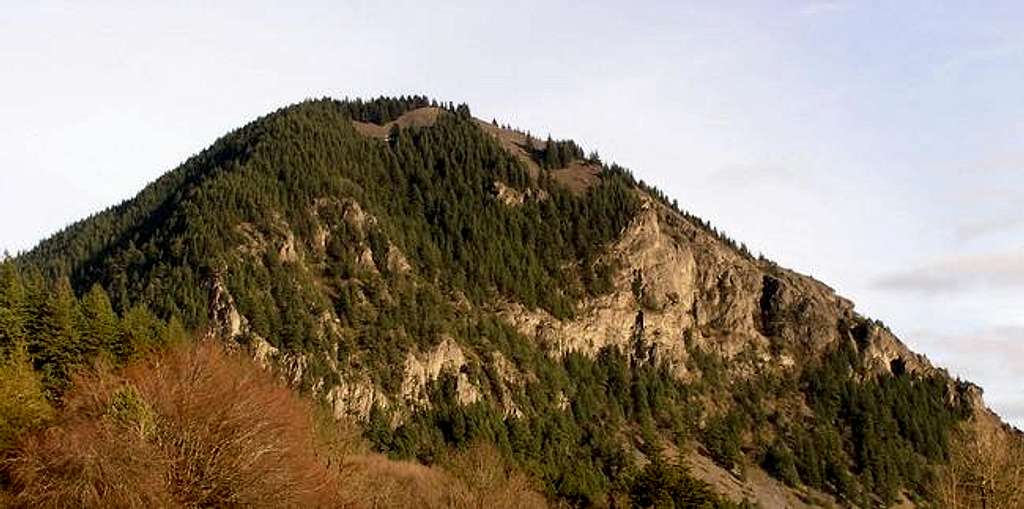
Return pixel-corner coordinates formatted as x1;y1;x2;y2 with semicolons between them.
441;441;547;508
343;442;547;509
2;340;550;508
2;342;344;508
3;416;172;508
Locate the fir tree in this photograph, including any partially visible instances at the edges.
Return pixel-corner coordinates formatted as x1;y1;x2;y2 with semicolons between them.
77;284;119;360
25;276;79;390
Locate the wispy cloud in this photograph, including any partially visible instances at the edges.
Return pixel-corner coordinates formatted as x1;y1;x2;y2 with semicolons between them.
926;325;1024;363
874;272;960;293
873;249;1024;293
956;216;1024;242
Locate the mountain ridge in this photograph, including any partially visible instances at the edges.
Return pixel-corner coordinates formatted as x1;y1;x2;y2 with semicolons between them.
8;96;1015;507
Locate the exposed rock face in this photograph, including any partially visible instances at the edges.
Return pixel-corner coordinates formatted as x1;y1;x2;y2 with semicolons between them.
321;338;486;421
500;199;699;379
211;184;952;434
310;196;411;275
500;195;933;383
222;150;925;429
250;334;280;369
491;180;549;207
385;245;411;274
278;231;298;262
207;271;389;421
236;216;302;263
401;337;480;407
489;352;524;418
493;181;525;206
206;273;282;372
497;197;733;379
210;194;497;422
208;276;244;340
328;377;386;421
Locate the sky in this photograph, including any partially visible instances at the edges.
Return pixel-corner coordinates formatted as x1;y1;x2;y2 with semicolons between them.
1;1;1022;427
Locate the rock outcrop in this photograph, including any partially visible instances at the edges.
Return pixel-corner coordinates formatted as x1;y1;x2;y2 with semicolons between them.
500;195;935;387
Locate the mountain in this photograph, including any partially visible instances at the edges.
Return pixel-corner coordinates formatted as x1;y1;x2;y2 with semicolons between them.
3;96;1020;507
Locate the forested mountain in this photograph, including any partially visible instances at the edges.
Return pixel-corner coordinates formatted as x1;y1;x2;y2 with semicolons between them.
2;96;1020;508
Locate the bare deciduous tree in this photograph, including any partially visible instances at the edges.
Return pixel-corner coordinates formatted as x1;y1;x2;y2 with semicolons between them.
935;417;1024;509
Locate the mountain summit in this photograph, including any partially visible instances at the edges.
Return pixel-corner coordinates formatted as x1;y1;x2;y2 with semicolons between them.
7;96;1019;507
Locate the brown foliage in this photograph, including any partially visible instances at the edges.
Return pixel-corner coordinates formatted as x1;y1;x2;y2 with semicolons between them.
3;342;346;508
344;442;547;509
1;342;549;508
441;442;548;509
4;419;172;507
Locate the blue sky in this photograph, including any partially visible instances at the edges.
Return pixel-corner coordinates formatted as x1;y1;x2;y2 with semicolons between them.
1;1;1022;427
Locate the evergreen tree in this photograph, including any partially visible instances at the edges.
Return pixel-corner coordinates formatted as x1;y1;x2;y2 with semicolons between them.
0;260;27;352
116;304;164;361
0;342;53;448
77;284;119;360
543;135;558;169
25;276;79;390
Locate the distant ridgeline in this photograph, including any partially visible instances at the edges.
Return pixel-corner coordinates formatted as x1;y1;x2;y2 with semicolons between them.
4;96;989;507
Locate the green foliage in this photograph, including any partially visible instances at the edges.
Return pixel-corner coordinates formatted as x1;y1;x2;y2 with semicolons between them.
630;457;741;509
375;112;636;317
19;98;638;362
107;384;157;438
25;276;80;391
368;338;703;505
117;304;168;361
0;261;27;353
0;262;172;399
702;411;743;472
680;325;970;506
0;345;54;448
336;94;435;123
537;136;584;170
77;284;119;359
761;442;799;487
792;339;968;505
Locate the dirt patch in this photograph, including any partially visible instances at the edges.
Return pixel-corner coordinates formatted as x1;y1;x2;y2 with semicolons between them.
394;107;442;128
352;121;387;138
352;107;444;139
551;161;602;195
685;448;840;508
382;116;601;196
474;120;542;178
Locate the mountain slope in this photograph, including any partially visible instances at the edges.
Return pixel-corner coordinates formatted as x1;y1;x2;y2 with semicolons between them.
13;96;1013;507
